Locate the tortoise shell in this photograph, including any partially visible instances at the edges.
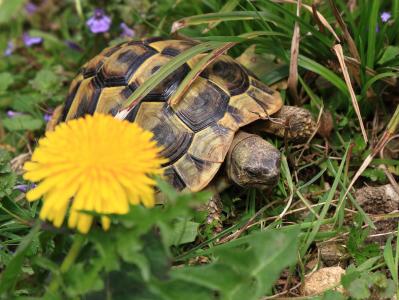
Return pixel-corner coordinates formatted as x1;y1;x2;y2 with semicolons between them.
61;38;283;192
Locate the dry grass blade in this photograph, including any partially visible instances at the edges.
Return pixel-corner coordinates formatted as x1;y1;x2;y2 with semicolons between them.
311;4;324;33
333;44;368;143
287;0;301;103
272;0;340;42
328;0;360;62
342;105;399;202
344;57;397;86
348;0;357;12
169;42;236;107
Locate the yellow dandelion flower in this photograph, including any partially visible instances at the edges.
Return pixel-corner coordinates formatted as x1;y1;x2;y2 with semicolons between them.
23;113;166;234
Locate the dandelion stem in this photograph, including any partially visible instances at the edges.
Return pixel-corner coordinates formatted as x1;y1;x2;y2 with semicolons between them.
60;234;85;273
46;234;86;295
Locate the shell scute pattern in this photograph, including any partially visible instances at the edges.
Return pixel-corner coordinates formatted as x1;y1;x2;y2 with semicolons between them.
173;77;230;132
134;102;194;166
128;53;190;101
63;39;283;191
99;44;157;87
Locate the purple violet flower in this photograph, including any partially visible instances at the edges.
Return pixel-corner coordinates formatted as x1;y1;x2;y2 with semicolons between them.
120;22;135;38
14;184;30;192
381;12;391;23
25;2;38;15
4;41;14;56
7;110;23;118
23;32;43;47
65;40;83;52
44;113;52;122
86;9;111;34
14;184;36;193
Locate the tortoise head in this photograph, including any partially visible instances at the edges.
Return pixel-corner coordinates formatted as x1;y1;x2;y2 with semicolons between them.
226;132;281;190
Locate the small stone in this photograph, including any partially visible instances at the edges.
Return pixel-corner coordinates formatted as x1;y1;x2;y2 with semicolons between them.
317;110;334;138
318;242;347;267
356;184;399;244
302;266;345;296
355;184;399;214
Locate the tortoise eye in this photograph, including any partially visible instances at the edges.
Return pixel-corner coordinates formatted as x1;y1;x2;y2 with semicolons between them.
246;169;258;177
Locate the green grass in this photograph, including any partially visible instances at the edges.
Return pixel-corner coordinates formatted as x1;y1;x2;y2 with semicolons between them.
0;0;398;299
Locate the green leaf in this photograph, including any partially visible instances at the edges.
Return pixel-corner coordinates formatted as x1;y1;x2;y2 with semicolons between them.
2;115;44;131
361;168;386;182
347;226;380;265
172;263;243;293
0;72;14;94
379;279;396;299
170;220;200;246
0;224;40;294
0;149;15;197
352;134;367;154
0;0;25;24
10;93;48;113
170;228;299;299
0;197;32;222
154;279;214;300
347;277;370;299
29;69;61;95
321;290;347;300
0;173;16;198
64;263;104;297
384;235;398;284
85;267;159;300
378;46;399;65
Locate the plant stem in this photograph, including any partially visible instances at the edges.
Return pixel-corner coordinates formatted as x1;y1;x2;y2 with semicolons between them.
46;234;86;296
387;105;399;134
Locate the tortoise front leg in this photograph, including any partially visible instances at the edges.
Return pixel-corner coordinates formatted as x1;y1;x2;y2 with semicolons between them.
206;188;223;233
250;105;317;142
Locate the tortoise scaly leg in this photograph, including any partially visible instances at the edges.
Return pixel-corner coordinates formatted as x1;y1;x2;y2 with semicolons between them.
250;105;317;143
206;188;223;234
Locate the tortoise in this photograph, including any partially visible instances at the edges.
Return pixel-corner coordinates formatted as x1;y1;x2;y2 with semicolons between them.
54;37;316;202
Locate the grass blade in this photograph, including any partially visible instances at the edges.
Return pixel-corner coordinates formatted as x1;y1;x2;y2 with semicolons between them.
115;41;227;119
366;0;380;69
168;42;236;107
298;55;347;94
203;0;240;33
172;11;275;32
333;44;368;143
300;144;350;256
272;0;340;42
